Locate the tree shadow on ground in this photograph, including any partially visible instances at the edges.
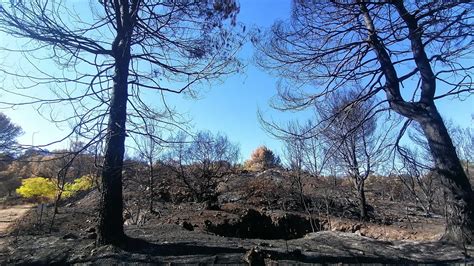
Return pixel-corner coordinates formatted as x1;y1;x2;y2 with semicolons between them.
114;236;473;264
123;236;246;256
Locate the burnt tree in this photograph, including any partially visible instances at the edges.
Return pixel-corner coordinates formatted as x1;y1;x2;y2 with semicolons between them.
255;1;474;243
317;90;392;220
0;0;242;245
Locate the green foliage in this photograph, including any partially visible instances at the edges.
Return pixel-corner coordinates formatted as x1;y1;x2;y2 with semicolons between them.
16;175;94;202
64;175;94;196
16;177;56;202
0;112;23;153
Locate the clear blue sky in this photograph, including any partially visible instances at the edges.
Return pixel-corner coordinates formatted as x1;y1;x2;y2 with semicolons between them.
0;0;472;162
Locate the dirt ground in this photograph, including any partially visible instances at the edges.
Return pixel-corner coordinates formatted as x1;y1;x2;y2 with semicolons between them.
1;223;472;264
1;170;473;264
0;204;33;236
1;195;472;264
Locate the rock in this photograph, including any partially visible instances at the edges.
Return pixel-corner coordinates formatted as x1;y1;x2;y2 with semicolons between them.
243;247;265;266
352;223;362;232
84;232;97;239
85;227;96;233
181;221;194;231
62;233;78;240
205;201;220;211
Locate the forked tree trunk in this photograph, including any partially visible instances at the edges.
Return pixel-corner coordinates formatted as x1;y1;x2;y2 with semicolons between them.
416;105;474;244
96;24;132;245
360;1;474;243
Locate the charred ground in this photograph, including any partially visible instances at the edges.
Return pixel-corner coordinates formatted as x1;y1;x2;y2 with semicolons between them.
1;168;473;264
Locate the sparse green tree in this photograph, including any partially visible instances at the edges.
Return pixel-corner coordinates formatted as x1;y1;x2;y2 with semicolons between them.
0;113;22;154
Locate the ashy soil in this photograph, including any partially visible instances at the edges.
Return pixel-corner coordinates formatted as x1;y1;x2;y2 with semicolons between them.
1;223;473;264
1;170;473;264
1;197;472;264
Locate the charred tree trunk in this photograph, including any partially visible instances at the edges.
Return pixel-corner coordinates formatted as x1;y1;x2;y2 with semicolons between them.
357;181;367;220
53;191;62;214
388;102;474;243
96;56;129;245
50;191;62;233
96;3;134;245
390;99;474;243
96;59;129;245
149;164;155;214
416;105;474;243
466;160;471;179
360;1;474;243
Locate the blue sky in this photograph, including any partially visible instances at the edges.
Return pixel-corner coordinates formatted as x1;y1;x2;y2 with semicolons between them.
156;0;297;160
0;0;472;162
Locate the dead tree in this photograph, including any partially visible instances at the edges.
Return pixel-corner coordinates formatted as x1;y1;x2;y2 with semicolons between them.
167;131;239;204
450;123;474;179
254;1;474;243
0;0;242;246
245;145;281;170
282;120;325;231
317;90;393;220
397;148;437;217
132;122;165;214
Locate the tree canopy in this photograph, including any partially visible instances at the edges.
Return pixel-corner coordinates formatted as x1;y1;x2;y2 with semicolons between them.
0;0;243;245
0;113;22;154
254;1;474;243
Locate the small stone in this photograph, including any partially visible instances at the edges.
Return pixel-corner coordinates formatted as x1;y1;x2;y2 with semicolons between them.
85;232;97;239
244;247;265;266
181;221;194;231
290;248;302;257
63;233;78;240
